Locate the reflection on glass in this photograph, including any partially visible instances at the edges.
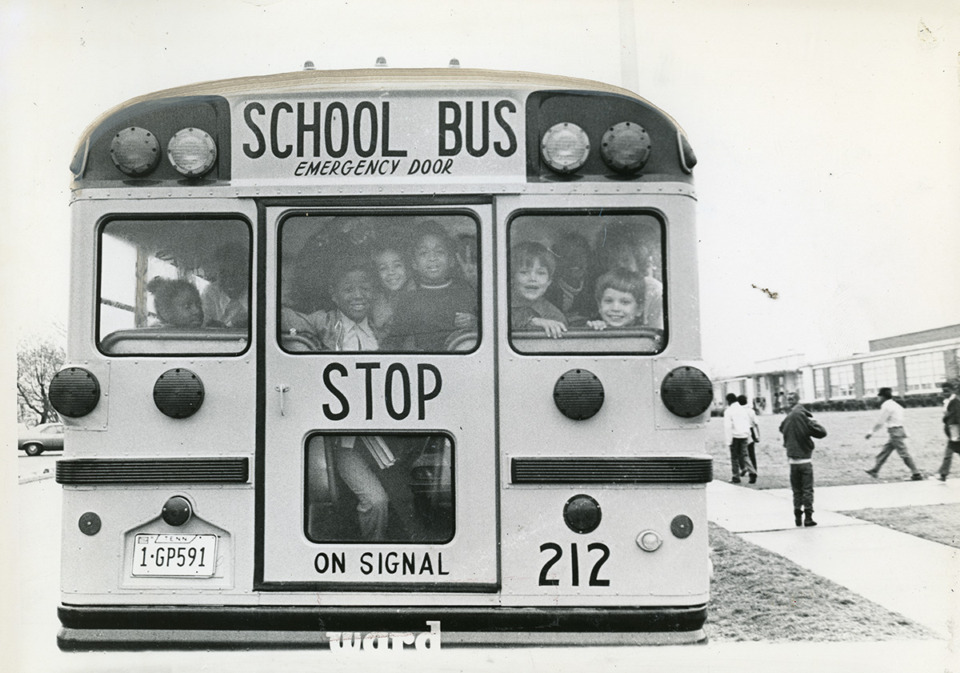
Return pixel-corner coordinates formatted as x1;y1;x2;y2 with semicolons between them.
279;215;479;354
509;213;665;354
98;219;249;355
305;433;454;544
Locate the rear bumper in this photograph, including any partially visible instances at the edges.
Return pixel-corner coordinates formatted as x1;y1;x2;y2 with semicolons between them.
58;603;707;650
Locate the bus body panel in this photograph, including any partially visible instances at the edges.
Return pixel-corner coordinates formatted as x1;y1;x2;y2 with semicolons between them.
56;70;711;646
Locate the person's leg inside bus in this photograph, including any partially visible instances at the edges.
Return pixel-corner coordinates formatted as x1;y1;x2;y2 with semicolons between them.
336;445;389;541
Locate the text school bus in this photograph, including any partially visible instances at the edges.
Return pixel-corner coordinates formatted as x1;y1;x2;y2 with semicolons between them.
50;64;715;648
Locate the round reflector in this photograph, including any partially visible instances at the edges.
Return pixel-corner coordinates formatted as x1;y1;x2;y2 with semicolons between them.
553;369;604;420
110;126;160;176
161;495;193;527
153;368;205;419
671;514;694;539
49;367;101;418
636;530;663;552
660;366;713;418
78;512;101;536
563;494;602;534
167;127;217;177
540;122;590;174
600;121;652;174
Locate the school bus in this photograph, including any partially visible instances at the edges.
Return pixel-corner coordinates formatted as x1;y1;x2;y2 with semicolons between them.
50;64;714;649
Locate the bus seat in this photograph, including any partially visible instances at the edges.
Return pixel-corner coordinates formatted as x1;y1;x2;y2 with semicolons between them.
305;435;341;540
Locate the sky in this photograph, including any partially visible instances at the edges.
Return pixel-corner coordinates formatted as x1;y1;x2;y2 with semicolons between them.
2;0;959;378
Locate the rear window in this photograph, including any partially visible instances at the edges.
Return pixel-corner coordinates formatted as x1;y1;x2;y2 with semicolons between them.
508;211;665;354
98;217;250;355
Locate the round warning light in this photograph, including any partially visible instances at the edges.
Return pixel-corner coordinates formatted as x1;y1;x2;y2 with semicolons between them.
660;366;713;418
110;127;160;176
553;369;605;420
153;368;205;419
161;495;193;527
671;514;694;539
540;122;590;174
600;121;652;174
49;367;101;418
563;494;602;534
167;127;217;177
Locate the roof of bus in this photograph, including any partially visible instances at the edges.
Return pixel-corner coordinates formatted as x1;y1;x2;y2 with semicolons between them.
76;67;681;149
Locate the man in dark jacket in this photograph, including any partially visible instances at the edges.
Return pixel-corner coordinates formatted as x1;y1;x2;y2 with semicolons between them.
779;395;828;527
937;382;960;481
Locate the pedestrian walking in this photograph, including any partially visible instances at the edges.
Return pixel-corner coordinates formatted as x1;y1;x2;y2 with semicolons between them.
723;393;756;484
738;394;760;484
936;381;960;481
864;387;925;481
779;395;827;527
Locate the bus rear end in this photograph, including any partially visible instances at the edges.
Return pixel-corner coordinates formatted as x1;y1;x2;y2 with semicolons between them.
51;67;713;649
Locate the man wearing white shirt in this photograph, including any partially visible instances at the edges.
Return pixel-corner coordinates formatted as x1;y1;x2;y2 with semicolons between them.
865;387;925;481
723;393;756;484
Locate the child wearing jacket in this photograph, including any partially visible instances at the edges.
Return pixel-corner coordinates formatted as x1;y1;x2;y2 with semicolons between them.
779;396;828;527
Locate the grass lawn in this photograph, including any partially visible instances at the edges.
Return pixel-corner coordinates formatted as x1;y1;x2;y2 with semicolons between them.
706;407;949;489
707;523;935;641
839;503;960;549
705;408;952;641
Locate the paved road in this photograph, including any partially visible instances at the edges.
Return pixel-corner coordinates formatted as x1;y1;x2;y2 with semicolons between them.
9;469;959;672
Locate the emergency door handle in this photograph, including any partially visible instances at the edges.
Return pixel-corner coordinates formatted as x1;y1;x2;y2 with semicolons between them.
275;384;290;416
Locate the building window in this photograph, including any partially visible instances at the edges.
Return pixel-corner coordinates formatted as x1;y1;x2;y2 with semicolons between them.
862;359;897;397
814;369;826;400
829;364;855;399
904;352;946;393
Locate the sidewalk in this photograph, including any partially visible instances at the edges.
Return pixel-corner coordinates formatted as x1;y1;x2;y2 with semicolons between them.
708;478;960;639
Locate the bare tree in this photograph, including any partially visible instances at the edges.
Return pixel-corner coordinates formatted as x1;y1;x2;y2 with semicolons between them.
17;336;65;425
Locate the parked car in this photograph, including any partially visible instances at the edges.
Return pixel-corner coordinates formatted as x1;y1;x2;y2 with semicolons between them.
18;422;64;456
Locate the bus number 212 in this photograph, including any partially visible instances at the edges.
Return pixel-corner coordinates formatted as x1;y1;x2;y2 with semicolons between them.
538;542;610;587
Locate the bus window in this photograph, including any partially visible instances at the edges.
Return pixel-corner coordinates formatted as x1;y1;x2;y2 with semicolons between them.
278;214;480;353
304;433;454;544
508;213;665;354
98;218;250;355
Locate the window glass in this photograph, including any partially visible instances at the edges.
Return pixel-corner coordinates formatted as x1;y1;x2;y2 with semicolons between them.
304;433;453;544
828;365;855;398
279;214;479;353
814;369;826;399
905;352;946;392
862;359;897;397
508;213;664;354
98;219;250;355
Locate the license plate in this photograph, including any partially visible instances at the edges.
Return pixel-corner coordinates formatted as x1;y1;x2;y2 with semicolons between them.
132;534;218;577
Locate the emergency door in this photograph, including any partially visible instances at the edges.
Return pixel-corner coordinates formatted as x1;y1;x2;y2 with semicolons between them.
260;205;498;589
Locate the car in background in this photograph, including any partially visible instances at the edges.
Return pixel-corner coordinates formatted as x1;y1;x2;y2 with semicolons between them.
18;422;64;456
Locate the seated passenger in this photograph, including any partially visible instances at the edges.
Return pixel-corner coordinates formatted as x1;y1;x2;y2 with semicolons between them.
146;277;204;328
386;221;478;351
369;240;416;333
585;267;647;331
544;233;595;322
510;241;567;338
201;242;248;328
280;258;382;351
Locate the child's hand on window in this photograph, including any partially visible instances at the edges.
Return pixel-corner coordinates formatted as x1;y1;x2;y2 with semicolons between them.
587;320;607;331
531;317;566;339
454;312;477;330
